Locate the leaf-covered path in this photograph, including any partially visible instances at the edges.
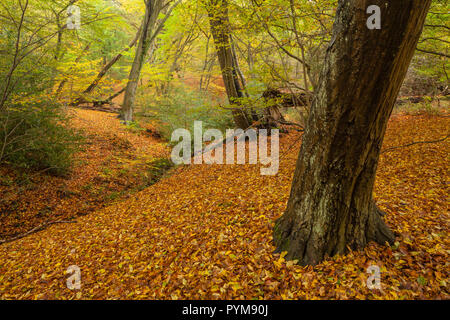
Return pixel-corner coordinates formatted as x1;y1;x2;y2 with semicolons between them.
0;108;170;239
0;114;448;300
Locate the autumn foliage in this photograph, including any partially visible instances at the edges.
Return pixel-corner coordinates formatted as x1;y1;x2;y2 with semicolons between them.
0;111;448;300
0;0;448;302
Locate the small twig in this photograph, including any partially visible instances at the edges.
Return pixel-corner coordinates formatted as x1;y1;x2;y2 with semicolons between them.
381;134;450;154
280;133;303;160
0;220;77;244
216;103;242;111
15;166;60;186
277;120;304;130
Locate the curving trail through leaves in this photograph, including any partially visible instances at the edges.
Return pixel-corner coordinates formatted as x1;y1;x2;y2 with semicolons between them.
0;114;448;300
0;108;170;240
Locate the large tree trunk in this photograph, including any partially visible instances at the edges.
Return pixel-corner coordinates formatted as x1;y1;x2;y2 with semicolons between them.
207;0;251;129
274;0;431;266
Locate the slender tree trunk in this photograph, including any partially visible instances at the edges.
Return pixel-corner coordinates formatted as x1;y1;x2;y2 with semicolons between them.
199;36;211;91
122;0;181;122
69;27;143;107
274;0;431;266
231;37;248;98
0;0;28;111
204;59;215;92
83;28;141;95
207;0;251;129
122;0;162;122
56;42;91;97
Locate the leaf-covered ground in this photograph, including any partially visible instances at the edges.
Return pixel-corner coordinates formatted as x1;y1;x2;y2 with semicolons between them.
0;113;448;300
0;108;170;239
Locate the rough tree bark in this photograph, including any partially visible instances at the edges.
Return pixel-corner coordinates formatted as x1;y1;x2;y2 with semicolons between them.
207;0;252;129
273;0;432;266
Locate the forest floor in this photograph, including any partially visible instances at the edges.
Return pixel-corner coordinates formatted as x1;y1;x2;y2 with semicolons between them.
0;108;171;240
0;106;448;300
